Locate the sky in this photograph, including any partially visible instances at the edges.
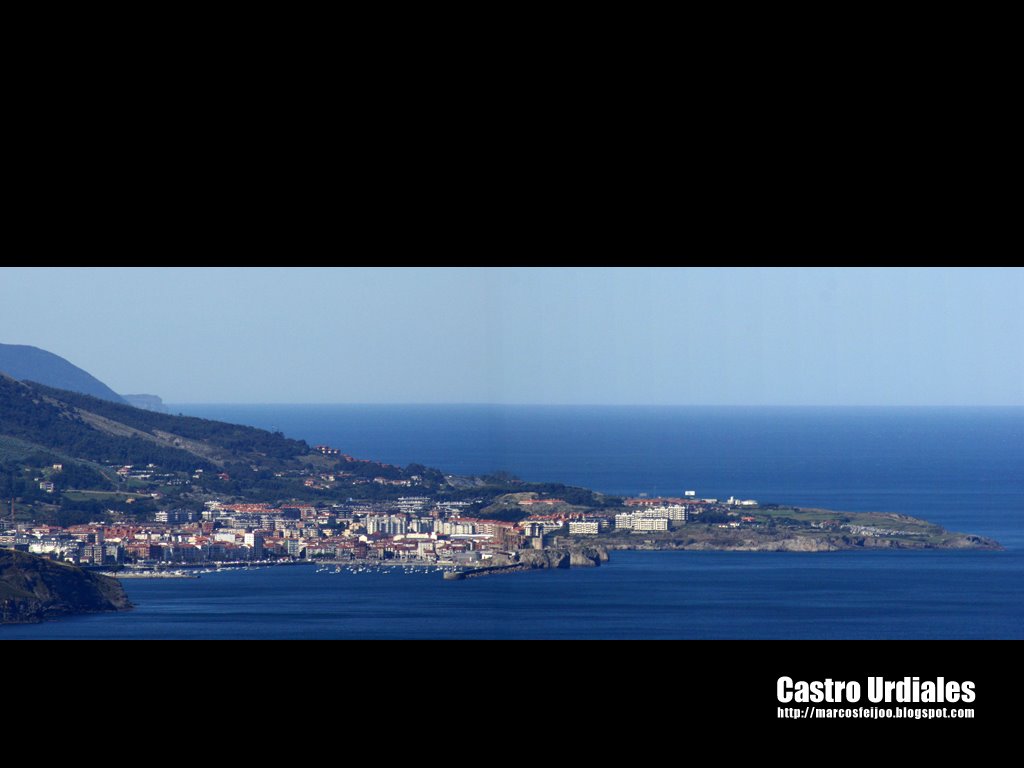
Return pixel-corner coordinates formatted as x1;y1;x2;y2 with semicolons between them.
0;267;1021;406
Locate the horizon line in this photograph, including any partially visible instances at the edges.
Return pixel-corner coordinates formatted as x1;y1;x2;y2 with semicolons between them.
163;401;1024;409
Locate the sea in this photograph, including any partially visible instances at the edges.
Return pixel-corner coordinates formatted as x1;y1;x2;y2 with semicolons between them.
3;405;1022;640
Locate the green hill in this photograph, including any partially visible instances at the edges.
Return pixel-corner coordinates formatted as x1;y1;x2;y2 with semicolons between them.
0;375;311;473
0;343;127;403
0;376;607;520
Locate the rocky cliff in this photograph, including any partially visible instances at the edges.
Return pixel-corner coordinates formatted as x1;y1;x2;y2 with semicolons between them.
0;550;131;625
569;546;609;566
595;531;1002;553
443;546;610;580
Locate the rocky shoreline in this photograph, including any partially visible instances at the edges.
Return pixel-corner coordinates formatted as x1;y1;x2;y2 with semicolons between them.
442;521;1001;580
1;550;132;625
587;531;1002;553
548;507;1003;555
593;536;999;552
443;546;609;580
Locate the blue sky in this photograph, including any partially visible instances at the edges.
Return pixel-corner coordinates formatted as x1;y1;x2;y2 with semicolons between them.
1;267;1021;405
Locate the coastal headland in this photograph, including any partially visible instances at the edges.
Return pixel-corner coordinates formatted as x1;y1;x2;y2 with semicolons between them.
439;506;1000;580
554;507;1001;553
0;549;130;624
0;373;1003;613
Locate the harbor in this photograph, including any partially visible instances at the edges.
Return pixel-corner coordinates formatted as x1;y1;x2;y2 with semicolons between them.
96;559;466;580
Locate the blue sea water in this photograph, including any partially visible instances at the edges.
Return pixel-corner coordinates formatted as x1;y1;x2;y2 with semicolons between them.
4;406;1022;639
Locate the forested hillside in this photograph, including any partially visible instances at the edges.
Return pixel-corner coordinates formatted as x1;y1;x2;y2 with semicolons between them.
28;383;309;460
0;375;211;472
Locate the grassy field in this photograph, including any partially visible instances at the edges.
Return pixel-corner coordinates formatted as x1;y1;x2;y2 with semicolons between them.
747;507;850;524
751;507;943;534
62;491;152;503
0;436;121;489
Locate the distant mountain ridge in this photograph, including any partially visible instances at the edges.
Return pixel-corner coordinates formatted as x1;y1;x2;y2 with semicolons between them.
0;343;127;404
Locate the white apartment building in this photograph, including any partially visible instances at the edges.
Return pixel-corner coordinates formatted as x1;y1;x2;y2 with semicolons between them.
616;513;670;531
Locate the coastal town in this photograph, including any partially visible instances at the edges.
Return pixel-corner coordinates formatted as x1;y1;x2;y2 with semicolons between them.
3;371;997;592
1;460;756;571
2;438;998;582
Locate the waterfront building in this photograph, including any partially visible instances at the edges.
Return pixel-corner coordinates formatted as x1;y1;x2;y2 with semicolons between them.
633;518;669;532
244;532;265;558
616;513;670;531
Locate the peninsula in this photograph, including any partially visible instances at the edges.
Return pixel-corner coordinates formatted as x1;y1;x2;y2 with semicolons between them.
0;372;1002;614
